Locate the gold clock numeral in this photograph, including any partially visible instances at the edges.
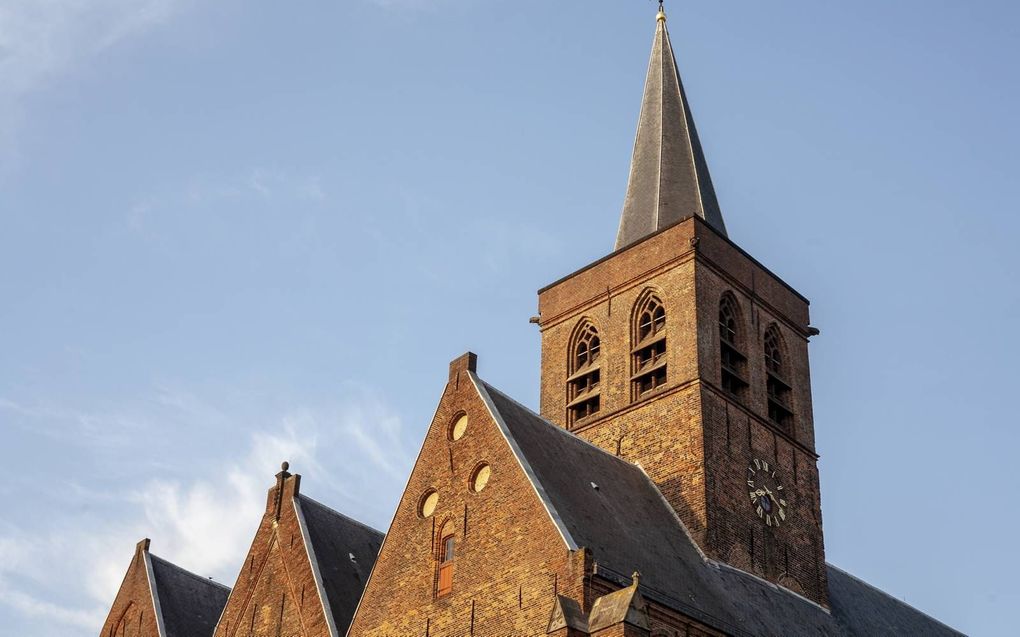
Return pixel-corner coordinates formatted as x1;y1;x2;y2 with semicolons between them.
754;459;761;470
779;508;786;521
747;479;755;487
756;506;763;517
780;499;787;507
766;514;772;527
749;491;758;503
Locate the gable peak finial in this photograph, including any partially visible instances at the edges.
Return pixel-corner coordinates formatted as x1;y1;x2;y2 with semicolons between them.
657;0;666;23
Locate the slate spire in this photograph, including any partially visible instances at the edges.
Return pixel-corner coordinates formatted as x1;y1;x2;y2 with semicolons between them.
615;5;727;250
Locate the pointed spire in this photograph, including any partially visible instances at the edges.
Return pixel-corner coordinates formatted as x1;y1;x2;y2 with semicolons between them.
615;4;727;250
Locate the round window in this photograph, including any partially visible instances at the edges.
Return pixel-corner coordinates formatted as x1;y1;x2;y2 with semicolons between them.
419;490;439;518
471;463;491;493
450;414;468;441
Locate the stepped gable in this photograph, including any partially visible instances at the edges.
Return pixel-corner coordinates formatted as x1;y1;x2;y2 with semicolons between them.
296;495;384;631
149;554;231;637
473;375;964;637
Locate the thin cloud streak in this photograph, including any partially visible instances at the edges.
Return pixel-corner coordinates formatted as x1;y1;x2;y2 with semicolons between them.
0;384;411;635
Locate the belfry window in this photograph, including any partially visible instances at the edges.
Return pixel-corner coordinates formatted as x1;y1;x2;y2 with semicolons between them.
437;529;455;597
632;293;667;399
764;325;794;433
719;293;748;399
567;321;601;426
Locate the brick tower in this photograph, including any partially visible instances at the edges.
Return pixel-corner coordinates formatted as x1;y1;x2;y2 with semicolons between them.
537;6;828;606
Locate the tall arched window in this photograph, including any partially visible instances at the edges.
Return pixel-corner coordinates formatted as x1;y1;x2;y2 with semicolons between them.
719;293;748;399
567;321;601;426
764;324;794;432
632;292;667;398
436;523;455;597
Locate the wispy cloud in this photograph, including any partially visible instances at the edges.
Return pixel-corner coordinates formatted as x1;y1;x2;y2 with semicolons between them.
0;0;192;167
126;167;328;238
0;0;186;97
0;383;410;635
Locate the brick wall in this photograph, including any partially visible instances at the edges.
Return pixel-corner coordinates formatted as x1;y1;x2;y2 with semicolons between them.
213;473;333;637
537;217;828;606
98;540;162;637
349;355;589;637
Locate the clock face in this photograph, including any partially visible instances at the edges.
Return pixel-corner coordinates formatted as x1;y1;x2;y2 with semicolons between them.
747;458;788;528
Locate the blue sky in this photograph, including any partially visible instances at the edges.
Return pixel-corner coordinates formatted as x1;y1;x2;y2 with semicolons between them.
1;0;1017;634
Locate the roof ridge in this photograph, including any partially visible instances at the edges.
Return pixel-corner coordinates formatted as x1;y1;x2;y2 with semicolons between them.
297;493;384;538
148;553;231;591
478;380;648;473
713;560;831;615
826;563;963;635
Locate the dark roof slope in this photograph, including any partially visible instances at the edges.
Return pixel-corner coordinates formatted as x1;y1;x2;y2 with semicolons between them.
149;554;230;637
298;495;384;633
474;376;964;637
827;565;962;636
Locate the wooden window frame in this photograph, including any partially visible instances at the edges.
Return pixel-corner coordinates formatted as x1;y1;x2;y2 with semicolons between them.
763;325;794;434
631;293;668;400
719;293;749;399
567;321;602;427
436;532;455;597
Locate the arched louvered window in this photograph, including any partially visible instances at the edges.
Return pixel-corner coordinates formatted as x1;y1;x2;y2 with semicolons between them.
719;293;748;399
764;324;794;433
567;321;601;426
632;292;667;398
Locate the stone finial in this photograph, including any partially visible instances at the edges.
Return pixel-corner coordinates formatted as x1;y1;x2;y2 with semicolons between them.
632;571;642;587
281;461;290;473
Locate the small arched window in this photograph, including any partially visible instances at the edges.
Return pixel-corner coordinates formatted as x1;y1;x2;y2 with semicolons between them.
764;324;793;433
567;321;602;426
436;524;455;597
719;293;748;399
632;292;667;398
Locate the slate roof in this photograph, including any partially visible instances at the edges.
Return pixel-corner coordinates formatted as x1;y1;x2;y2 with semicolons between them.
149;554;230;637
616;7;727;251
472;375;964;637
297;494;384;633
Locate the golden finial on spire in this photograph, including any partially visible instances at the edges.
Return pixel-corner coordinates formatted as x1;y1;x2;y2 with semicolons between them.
657;0;667;23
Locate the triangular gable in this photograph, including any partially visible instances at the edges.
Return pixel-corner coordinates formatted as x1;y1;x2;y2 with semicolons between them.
100;539;228;637
215;467;379;637
99;539;166;637
348;354;590;636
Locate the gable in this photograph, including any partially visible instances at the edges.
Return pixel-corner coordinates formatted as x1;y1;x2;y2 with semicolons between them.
215;471;378;637
348;356;587;637
99;540;164;637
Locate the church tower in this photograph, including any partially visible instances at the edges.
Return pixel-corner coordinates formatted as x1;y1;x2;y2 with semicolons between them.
537;6;828;606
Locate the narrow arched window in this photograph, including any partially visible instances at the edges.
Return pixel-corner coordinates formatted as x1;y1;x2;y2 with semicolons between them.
567;321;601;426
632;292;667;398
436;525;455;597
764;324;794;433
719;293;748;399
